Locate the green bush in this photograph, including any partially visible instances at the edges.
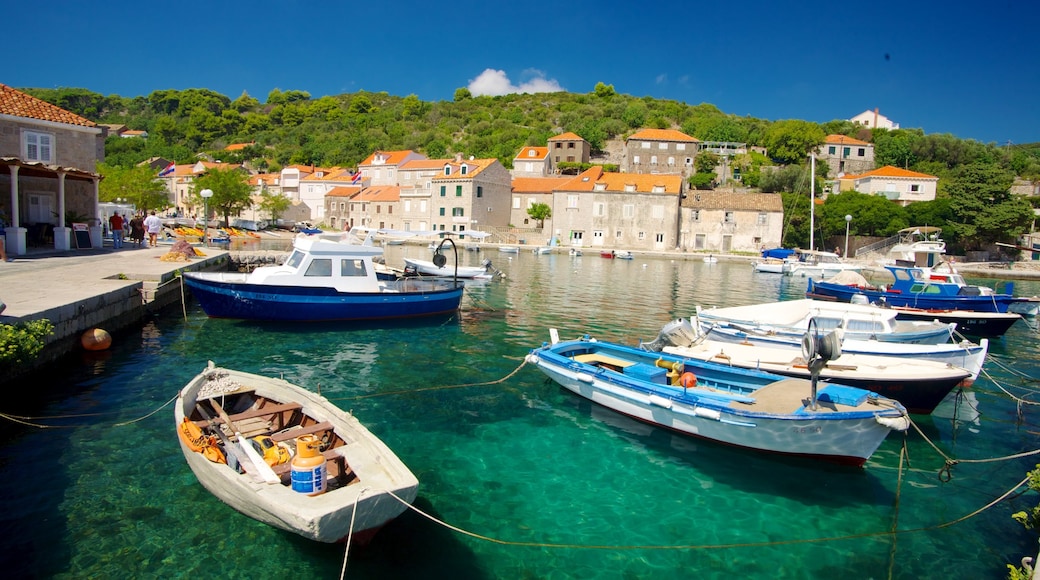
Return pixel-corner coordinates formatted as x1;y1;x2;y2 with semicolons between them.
0;319;54;367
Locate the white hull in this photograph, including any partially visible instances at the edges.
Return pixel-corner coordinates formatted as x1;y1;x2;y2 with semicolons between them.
530;356;899;463
403;257;491;279
175;365;418;543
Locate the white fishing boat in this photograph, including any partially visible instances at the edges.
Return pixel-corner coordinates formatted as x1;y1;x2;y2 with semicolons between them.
642;319;974;415
527;330;909;466
403;257;496;279
696;299;957;345
782;249;862;278
175;363;418;545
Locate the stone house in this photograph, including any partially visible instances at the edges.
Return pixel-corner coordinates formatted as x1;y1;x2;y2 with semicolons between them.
547;132;590;167
511;146;552;177
550;166;684;251
622;128;698;179
817;134;874;177
428;155;513;234
680;191;784;252
510;176;574;231
839;166;938;206
345;185;400;231
0;83;105;254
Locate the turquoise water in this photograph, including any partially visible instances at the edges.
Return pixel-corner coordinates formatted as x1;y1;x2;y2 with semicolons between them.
3;248;1040;579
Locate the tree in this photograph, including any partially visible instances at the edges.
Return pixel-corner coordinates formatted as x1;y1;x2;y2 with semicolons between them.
453;87;472;101
527;202;552;228
258;190;291;222
191;167;253;227
762;120;825;165
593;82;616;98
695;151;720;174
946;162;1033;250
97;163;171;212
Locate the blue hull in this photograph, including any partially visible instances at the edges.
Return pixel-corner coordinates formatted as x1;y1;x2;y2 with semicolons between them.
184;277;464;321
807;278;1018;313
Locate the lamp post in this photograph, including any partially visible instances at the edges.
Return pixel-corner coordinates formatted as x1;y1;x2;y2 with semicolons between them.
844;214;852;259
200;189;213;246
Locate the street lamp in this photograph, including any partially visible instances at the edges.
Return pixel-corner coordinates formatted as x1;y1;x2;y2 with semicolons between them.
200;189;213;246
844;214;852;259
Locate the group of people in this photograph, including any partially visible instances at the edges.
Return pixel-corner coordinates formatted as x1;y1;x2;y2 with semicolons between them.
109;211;164;248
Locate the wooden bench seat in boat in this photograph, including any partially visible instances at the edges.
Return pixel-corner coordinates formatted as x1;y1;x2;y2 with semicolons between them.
572;352;636;371
270;421;334;443
193;401;303;434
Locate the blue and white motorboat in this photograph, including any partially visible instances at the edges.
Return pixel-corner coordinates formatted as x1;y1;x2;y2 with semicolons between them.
782;249;862;278
183;232;464;322
527;330;909;466
807;265;1027;313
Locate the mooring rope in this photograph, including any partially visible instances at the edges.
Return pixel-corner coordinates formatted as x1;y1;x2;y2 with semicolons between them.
382;475;1030;551
327;359;529;403
907;416;1040;482
340;487;368;580
0;393;180;429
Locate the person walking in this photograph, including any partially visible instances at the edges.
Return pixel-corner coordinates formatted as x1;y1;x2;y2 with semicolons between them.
144;211;163;247
0;207;11;262
129;213;145;247
109;212;125;249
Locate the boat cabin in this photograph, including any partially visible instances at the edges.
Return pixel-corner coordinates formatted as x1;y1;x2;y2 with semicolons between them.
246;234;384;292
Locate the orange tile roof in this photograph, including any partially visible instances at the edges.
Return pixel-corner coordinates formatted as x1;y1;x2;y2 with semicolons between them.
548;132;583;141
824;134;870;146
327;186;362;197
225;142;254;151
846;165;937;180
359;185;400;202
399;159;449;170
249;173;280;186
511;176;574;193
431;158;497;180
628;128;698;142
514;146;549;160
0;84;96;127
561;166;683;194
359;150;421;167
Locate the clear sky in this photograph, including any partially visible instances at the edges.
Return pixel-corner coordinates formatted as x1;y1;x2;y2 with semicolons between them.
6;0;1038;145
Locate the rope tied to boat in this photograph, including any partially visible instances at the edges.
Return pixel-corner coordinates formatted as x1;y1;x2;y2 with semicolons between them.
339;487;370;580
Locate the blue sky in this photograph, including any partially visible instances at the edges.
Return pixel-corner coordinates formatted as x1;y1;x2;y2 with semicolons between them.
7;0;1038;145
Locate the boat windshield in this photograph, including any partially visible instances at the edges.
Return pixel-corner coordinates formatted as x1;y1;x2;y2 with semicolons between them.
286;250;305;269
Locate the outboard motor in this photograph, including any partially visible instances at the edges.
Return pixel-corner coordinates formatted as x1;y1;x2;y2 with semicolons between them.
641;318;698;352
801;319;844;410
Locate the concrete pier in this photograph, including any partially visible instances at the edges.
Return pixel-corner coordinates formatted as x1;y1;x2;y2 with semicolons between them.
0;244;230;383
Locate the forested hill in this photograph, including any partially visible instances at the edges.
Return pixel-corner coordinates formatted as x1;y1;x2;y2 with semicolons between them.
18;85;1040;182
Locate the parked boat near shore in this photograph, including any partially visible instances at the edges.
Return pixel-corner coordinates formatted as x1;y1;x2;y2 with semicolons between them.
175;362;418;544
527;330;910;466
183;232;464;321
642;318;974;414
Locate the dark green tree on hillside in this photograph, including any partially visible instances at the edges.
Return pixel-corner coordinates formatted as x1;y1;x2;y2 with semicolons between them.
762;120;825;165
873;128;922;169
946;162;1033;250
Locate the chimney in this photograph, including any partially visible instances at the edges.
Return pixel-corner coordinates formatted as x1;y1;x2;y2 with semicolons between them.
874;108;879;128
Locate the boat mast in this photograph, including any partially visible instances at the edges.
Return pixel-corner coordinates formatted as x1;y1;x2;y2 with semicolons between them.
809;154;816;251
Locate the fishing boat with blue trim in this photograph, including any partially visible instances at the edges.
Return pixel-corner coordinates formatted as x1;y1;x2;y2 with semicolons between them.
526;328;910;466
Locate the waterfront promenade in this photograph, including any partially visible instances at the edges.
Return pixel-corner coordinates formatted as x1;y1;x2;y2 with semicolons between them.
0;243;229;381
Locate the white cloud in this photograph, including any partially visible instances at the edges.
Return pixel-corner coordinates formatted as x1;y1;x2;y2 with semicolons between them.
656;73;668;84
468;68;564;96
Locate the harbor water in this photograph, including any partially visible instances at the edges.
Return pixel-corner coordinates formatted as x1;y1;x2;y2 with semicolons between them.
3;245;1040;579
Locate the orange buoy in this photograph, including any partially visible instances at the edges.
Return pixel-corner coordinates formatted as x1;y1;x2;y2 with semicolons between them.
679;372;697;388
291;435;327;495
81;328;112;351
